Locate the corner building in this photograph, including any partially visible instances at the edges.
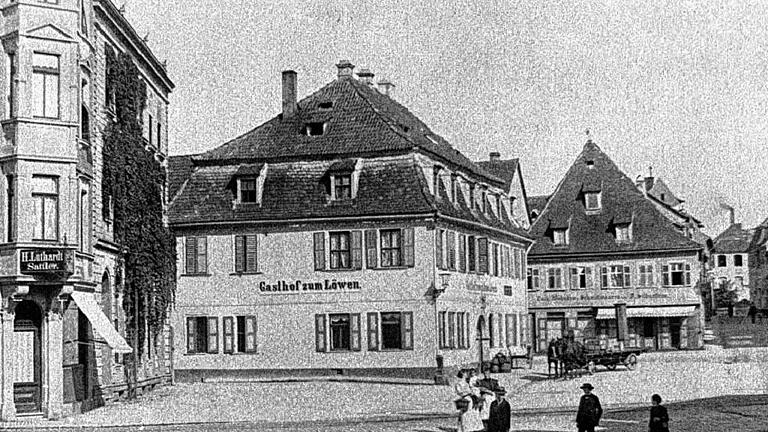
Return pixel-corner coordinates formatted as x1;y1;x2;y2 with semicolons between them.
526;140;705;352
0;0;173;420
168;62;533;380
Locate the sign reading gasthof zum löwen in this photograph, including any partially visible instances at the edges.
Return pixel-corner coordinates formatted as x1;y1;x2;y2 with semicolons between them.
20;249;70;274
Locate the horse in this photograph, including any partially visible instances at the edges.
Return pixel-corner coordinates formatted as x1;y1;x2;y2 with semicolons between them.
560;339;588;379
547;338;563;378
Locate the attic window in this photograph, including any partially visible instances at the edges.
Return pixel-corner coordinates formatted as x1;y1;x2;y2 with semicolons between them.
319;101;333;109
615;223;632;244
304;122;327;136
239;178;257;203
399;124;410;133
586;160;595;169
584;192;601;211
553;229;568;246
332;174;351;200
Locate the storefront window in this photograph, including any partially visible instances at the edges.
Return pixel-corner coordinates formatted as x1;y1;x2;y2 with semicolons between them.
329;314;351;350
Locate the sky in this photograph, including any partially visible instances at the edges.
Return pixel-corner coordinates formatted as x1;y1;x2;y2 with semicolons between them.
124;0;768;237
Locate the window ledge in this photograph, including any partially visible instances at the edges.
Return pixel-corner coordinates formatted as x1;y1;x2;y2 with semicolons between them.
544;289;566;292
181;273;213;277
229;272;263;276
223;352;259;356
317;268;360;273
323;349;360;353
371;266;412;271
183;352;216;356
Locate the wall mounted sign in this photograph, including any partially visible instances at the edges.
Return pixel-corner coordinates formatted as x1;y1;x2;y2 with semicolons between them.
534;291;671;302
466;283;497;293
20;249;74;274
259;279;361;293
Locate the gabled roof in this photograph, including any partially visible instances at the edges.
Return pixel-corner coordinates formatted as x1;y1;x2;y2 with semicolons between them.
713;223;754;253
528;140;702;256
193;76;503;186
476;159;519;186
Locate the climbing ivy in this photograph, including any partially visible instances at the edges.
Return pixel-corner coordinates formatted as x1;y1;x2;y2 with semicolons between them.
102;50;176;356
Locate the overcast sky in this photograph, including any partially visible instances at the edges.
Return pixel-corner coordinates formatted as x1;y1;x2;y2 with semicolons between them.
125;0;768;236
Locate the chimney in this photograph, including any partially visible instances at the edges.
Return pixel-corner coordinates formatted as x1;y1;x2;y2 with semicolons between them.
489;152;501;162
282;70;297;119
336;60;355;78
357;68;375;86
730;207;735;225
377;79;395;96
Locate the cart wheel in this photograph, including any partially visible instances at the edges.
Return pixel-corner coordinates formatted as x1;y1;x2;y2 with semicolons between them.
605;363;617;371
625;354;638;370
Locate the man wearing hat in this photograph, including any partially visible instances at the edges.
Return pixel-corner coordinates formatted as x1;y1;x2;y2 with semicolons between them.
487;387;511;432
576;383;602;432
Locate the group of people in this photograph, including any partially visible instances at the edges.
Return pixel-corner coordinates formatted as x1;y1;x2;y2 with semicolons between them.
453;369;511;432
576;383;670;432
455;372;670;432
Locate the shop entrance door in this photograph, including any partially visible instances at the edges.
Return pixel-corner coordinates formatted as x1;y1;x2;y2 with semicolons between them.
670;319;681;348
13;301;42;413
643;319;656;351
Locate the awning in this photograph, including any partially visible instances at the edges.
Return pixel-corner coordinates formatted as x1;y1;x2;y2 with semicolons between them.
71;291;133;353
595;306;696;320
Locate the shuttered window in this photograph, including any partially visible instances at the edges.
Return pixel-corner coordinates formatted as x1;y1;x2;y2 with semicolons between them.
438;311;446;348
478;237;489;274
367;312;379;351
436;229;444;269
365;230;378;268
457;312;465;348
206;317;218;354
447;312;456;348
468;236;476;272
315;314;327;352
313;233;325;270
234;234;258;273
185;236;207;275
447;231;456;270
458;234;466;273
223;316;234;354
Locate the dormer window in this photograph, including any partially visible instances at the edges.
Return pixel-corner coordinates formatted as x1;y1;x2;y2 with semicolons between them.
585;191;601;211
450;174;458;203
615;223;631;243
239;178;257;203
304;122;326;136
586;160;595;169
553;229;568;246
332;174;351;200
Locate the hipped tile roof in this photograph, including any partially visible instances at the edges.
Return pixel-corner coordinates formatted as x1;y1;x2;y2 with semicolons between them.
528;140;702;256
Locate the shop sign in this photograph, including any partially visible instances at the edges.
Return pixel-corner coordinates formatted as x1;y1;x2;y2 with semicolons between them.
20;249;73;274
466;283;497;293
259;279;361;293
533;291;670;302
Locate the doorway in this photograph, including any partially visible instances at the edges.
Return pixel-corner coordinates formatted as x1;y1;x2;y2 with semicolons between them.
476;315;486;370
13;301;43;413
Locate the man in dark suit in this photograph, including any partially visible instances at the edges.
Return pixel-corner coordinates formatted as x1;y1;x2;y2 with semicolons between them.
487;387;511;432
576;383;602;432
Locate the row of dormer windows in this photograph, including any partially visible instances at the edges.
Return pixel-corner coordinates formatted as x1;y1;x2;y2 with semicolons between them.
550;223;631;246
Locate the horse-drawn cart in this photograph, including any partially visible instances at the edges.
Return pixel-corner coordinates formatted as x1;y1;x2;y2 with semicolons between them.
586;348;641;371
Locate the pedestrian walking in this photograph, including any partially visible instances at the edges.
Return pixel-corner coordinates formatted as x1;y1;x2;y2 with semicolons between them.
575;383;602;432
453;369;484;432
649;394;669;432
487;387;511;432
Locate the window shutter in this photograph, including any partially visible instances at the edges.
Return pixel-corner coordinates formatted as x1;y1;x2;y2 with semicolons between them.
234;235;245;273
458;234;466;273
367;312;379;351
245;316;257;353
315;314;327;352
246;234;258;272
586;267;593;288
438;311;446;348
685;263;691;286
624;265;631;287
505;314;513;347
206;316;218;354
351;231;363;270
313;232;325;271
403;227;415;267
648;266;654;286
350;313;361;351
600;267;608;288
447;231;456;270
488;314;495;347
185;237;197;274
465;313;471;349
519;313;527;345
186;317;196;353
223;316;234;354
365;229;378;268
478;237;489;274
662;265;669;286
447;312;455;348
197;237;207;274
401;312;414;350
435;230;444;269
455;312;462;348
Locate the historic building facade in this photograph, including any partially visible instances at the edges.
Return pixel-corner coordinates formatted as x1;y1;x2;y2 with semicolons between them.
168;62;533;380
0;0;173;420
526;140;705;352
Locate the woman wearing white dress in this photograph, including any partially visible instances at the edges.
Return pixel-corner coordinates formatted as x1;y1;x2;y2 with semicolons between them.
454;370;484;432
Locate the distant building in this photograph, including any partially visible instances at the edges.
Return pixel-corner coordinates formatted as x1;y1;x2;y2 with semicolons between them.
167;62;532;380
0;0;173;420
526;140;705;352
709;212;768;312
635;173;709;246
476;153;532;230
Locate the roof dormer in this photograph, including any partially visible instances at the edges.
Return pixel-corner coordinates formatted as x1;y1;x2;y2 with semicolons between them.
227;163;268;206
325;158;362;201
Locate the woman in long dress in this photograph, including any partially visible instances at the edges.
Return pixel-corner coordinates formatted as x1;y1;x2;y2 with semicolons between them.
454;370;484;432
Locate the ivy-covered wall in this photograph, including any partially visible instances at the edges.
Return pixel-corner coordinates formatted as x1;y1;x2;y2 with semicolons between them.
102;50;176;355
